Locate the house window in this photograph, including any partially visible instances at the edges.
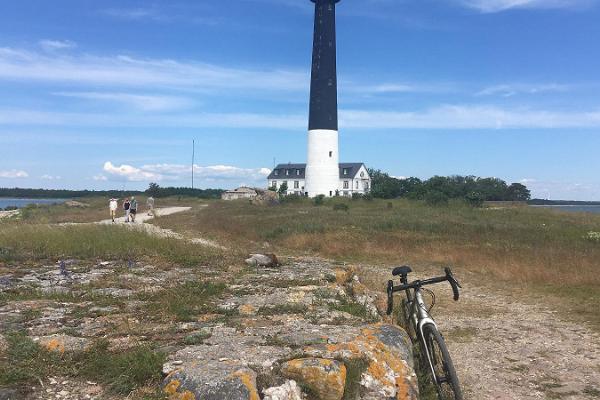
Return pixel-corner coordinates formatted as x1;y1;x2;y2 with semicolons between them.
274;170;279;176
343;191;349;197
343;168;348;175
286;170;290;176
329;151;332;157
356;181;359;189
296;169;300;176
364;182;369;190
343;181;349;189
272;181;277;188
294;181;299;189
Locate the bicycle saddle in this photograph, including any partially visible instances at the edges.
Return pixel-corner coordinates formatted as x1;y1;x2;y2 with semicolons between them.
392;265;412;277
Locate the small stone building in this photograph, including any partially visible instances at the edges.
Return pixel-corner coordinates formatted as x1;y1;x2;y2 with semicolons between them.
221;187;258;201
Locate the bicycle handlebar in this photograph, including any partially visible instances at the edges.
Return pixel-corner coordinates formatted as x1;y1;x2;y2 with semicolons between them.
386;267;461;315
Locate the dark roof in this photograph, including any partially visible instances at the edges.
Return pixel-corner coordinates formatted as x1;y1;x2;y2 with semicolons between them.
338;163;366;179
267;164;306;180
268;163;367;180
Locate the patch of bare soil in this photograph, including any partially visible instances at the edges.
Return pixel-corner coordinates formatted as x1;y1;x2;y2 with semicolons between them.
358;265;600;399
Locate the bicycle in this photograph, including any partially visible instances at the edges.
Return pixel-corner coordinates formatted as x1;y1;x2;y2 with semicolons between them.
386;266;463;400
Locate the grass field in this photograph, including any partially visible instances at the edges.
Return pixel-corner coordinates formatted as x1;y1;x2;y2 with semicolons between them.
152;197;600;327
0;223;233;267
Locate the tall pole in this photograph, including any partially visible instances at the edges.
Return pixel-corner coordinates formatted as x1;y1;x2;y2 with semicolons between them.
191;139;195;190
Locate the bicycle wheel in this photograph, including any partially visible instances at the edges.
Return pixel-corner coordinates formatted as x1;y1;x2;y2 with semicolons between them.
422;324;463;400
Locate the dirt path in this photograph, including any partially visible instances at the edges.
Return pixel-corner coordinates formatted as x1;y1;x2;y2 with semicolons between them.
99;205;226;250
99;206;192;225
358;266;600;399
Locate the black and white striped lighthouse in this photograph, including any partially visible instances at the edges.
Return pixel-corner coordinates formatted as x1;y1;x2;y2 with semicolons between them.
305;0;341;197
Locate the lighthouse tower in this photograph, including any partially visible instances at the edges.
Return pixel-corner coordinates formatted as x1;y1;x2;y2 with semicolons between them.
305;0;341;197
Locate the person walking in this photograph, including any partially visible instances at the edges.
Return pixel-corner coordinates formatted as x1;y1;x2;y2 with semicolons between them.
109;198;118;223
146;196;155;216
123;198;131;223
130;196;138;223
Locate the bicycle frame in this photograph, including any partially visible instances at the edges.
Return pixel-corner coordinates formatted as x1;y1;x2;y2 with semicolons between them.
404;287;440;382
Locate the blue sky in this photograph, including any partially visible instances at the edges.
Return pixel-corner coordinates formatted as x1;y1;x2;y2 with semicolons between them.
0;0;599;200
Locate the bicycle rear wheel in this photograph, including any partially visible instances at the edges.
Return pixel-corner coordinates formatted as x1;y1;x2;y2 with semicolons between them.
422;324;463;400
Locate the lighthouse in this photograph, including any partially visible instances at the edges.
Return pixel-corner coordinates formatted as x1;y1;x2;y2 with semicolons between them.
266;0;372;197
305;0;341;197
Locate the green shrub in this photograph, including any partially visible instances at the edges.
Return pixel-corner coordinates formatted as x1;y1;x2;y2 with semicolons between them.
0;333;164;395
424;191;449;207
313;195;325;206
465;191;485;208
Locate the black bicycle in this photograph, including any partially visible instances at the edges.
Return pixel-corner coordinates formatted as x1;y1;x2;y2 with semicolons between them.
386;266;463;400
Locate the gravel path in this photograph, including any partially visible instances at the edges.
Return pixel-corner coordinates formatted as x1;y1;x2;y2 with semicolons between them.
359;265;600;399
99;205;226;249
99;206;192;225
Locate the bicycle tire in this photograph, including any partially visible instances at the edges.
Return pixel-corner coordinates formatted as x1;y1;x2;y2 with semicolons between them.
422;324;463;400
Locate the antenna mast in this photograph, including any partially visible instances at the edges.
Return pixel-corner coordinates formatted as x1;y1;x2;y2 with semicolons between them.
191;139;195;190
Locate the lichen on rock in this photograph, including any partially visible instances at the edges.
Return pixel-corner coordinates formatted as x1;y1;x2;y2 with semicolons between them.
281;358;346;400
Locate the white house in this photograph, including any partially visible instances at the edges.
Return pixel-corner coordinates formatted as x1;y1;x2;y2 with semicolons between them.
267;163;371;197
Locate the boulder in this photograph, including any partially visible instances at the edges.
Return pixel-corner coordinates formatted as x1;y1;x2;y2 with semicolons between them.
245;254;280;268
263;380;303;400
162;327;293;400
164;367;260;400
303;324;418;400
281;358;346;400
37;334;91;354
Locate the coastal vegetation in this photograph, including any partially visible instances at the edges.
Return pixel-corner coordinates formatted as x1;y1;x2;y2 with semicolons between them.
152;198;600;327
368;169;531;203
0;186;223;200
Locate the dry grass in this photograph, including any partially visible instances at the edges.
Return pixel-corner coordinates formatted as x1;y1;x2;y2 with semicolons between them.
152;198;600;328
154;198;600;287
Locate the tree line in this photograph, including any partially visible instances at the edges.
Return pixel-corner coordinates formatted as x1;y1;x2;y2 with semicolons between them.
368;169;531;206
144;183;223;199
0;185;224;200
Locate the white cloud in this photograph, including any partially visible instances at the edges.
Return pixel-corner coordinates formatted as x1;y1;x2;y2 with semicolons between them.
39;39;76;52
0;47;306;92
41;174;61;180
458;0;595;13
93;175;108;181
2;105;600;130
476;83;570;97
339;105;600;129
0;169;28;178
0;109;305;129
102;162;270;183
103;162;162;182
54;92;193;112
101;8;164;21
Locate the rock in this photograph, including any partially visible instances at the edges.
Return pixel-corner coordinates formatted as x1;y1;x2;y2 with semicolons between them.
281;358;346;400
37;334;91;354
263;380;303;400
245;254;280;268
0;388;18;400
164;367;260;400
303;324;418;400
162;327;293;400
